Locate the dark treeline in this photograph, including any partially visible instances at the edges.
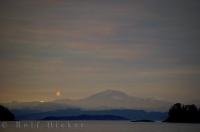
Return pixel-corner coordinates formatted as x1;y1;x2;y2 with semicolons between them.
0;105;15;121
164;103;200;123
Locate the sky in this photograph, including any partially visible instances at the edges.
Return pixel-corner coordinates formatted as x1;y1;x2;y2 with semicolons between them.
0;0;200;103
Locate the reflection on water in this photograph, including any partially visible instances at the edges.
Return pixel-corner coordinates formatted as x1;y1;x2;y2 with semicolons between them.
0;121;200;132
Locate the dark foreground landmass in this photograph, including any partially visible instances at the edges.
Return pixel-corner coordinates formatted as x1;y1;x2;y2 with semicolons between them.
131;119;155;122
0;105;15;121
164;103;200;123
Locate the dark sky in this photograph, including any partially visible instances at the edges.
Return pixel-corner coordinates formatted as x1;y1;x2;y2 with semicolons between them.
0;0;200;103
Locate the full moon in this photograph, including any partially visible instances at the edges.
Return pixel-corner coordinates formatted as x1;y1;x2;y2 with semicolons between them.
56;91;61;97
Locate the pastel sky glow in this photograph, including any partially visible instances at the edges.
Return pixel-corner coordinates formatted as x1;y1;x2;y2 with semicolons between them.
0;0;200;103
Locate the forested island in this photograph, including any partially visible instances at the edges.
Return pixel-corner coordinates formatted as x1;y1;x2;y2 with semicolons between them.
164;103;200;123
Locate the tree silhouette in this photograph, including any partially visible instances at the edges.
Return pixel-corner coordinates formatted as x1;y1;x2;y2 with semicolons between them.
0;105;15;121
164;103;200;123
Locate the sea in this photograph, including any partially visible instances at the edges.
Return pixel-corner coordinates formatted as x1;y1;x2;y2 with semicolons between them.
0;121;200;132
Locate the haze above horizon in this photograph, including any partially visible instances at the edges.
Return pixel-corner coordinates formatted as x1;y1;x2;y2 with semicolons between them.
0;0;200;104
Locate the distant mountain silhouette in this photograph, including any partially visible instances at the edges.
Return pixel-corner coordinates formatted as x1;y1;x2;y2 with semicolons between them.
0;105;15;121
1;90;170;121
164;103;200;123
131;119;154;122
54;89;171;111
2;90;171;112
43;114;128;120
11;109;167;121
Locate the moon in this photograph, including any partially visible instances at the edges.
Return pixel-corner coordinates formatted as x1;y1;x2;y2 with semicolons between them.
56;91;61;97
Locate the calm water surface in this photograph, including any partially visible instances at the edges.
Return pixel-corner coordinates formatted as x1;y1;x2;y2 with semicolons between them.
0;121;200;132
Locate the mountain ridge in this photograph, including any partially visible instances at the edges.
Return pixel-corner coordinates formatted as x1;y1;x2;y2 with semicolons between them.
3;89;172;111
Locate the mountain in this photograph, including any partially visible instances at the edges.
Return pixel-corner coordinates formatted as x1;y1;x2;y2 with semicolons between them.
43;114;129;120
12;109;167;121
3;90;171;112
1;90;170;121
54;89;171;111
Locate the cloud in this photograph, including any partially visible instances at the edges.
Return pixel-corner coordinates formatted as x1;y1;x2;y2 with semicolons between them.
0;0;200;102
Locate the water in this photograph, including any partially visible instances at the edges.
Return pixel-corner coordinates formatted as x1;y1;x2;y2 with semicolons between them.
0;121;200;132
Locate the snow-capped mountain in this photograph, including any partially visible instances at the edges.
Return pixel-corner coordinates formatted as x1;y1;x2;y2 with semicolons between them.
3;90;172;112
54;89;171;111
